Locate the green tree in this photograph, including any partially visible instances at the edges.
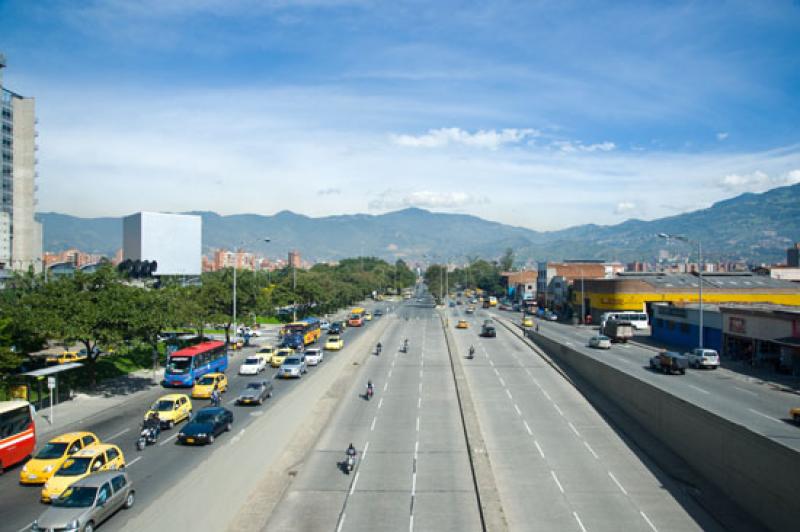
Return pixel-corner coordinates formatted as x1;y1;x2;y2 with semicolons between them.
499;247;515;272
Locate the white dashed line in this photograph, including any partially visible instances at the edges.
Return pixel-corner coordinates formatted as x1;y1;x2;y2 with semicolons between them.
411;471;417;495
688;384;710;395
159;433;178;446
416;416;420;432
417;397;422;409
573;512;587;532
568;422;580;437
550;470;564;493
106;428;130;441
748;408;782;424
127;456;142;467
409;514;414;532
734;386;758;397
370;417;377;431
414;440;419;458
553;403;564;416
523;421;533;435
583;441;599;459
489;360;494;367
542;390;551;401
499;377;506;386
17;523;33;532
534;440;545;458
641;511;659;531
493;368;500;376
514;404;522;416
388;369;393;378
384;382;389;392
608;471;627;495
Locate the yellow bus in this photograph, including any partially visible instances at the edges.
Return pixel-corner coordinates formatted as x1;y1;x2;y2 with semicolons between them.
282;318;322;345
348;308;366;327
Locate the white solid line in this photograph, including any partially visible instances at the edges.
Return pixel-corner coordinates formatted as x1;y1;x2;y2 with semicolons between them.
127;456;142;467
499;377;506;386
350;471;360;495
568;422;580;437
159;433;178;446
336;513;346;532
748;408;782;424
362;441;370;460
734;386;758;397
688;384;710;395
409;514;414;532
505;389;513;400
514;404;522;416
583;441;599;459
608;471;627;495
370;417;377;431
523;421;533;435
553;403;564;416
573;512;587;532
378;398;383;409
16;523;33;532
534;440;545;458
106;428;130;441
641;511;659;532
416;416;420;432
550;470;564;493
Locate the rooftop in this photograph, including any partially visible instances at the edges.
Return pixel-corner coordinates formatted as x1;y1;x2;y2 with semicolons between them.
614;272;799;290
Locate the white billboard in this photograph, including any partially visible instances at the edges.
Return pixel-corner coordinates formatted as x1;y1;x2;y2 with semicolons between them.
123;212;201;275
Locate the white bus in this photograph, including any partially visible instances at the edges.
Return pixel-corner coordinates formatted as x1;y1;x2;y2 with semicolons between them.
600;311;649;330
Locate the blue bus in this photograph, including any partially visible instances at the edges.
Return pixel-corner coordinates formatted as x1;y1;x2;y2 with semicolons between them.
162;341;228;387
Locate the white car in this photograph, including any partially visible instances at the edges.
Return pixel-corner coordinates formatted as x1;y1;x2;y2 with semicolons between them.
319;320;330;330
239;354;267;375
304;348;324;366
588;335;611;349
685;348;720;369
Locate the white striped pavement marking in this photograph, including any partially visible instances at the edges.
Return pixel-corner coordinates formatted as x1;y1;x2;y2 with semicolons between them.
608;471;627;495
583;441;598;459
550;470;564;493
523;421;533;435
641;511;659;532
573;512;587;532
105;428;130;441
534;440;545;458
568;422;581;437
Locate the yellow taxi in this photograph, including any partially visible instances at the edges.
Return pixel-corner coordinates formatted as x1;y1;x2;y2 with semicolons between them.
791;406;800;424
144;393;192;429
271;347;294;368
191;373;228;399
522;317;534;328
41;444;125;502
20;432;100;484
325;335;344;351
258;345;276;364
456;320;470;329
46;351;85;365
364;312;373;321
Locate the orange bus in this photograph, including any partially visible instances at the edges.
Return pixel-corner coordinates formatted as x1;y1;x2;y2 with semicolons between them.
348;308;366;327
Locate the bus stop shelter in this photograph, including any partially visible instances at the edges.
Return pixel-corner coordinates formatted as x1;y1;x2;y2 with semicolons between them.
19;363;84;416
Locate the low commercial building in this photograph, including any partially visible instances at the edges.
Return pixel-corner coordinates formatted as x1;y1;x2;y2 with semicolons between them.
538;260;624;312
651;303;723;353
501;270;537;302
577;272;800;323
720;304;800;374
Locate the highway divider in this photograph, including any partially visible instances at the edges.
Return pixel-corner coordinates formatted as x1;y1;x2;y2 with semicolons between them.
495;316;798;532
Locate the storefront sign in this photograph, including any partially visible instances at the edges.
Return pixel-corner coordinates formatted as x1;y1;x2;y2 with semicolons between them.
729;317;746;334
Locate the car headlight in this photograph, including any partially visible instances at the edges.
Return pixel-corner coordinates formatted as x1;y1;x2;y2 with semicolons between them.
197;433;207;438
22;464;28;472
67;519;81;531
43;465;54;473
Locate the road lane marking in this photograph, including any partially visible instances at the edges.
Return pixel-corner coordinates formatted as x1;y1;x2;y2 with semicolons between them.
573;512;587;532
389;369;393;378
16;524;33;532
553;403;564;416
583;441;599;459
499;377;506;386
378;398;383;409
418;382;422;392
384;382;389;392
106;428;131;441
568;422;580;437
411;472;417;495
542;389;552;401
349;471;360;495
748;408;782;424
416;416;420;432
127;456;142;467
641;511;658;532
550;470;564;493
489;359;494;367
688;384;710;395
336;513;346;532
734;386;758;396
535;440;545;458
514;404;522;416
370;417;377;431
419;369;423;378
159;433;178;446
417;397;421;408
414;440;419;459
505;389;513;399
493;368;500;376
362;441;370;460
608;471;627;494
524;421;533;435
409;514;414;532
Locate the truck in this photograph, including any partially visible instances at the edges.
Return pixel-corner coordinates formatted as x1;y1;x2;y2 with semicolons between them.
649;351;689;375
601;319;634;343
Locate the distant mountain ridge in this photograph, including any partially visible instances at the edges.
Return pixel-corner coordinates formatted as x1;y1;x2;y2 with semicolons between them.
37;184;800;264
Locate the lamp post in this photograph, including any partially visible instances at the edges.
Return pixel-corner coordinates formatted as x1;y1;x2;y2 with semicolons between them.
233;238;270;340
658;233;703;348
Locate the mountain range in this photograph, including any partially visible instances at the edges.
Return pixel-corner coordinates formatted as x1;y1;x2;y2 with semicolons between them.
37;183;800;265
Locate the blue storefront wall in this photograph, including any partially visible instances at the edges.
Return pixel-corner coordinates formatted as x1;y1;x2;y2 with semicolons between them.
651;304;723;352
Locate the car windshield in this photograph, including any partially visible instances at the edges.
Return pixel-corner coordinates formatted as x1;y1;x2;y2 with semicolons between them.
598;336;609;340
328;336;340;341
57;457;92;476
285;357;300;365
193;412;217;424
198;376;215;385
246;383;262;390
152;399;175;411
259;348;273;354
35;442;68;460
52;486;97;508
166;357;191;374
244;358;260;364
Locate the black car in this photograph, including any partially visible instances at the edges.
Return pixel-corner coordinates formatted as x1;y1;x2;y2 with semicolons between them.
177;407;234;445
374;309;383;317
236;380;273;405
328;323;343;335
480;324;497;338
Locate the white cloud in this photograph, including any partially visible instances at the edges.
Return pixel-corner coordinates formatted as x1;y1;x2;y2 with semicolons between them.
391;128;540;150
368;189;489;211
552;140;616;153
717;169;800;192
614;201;637;215
717;132;729;141
317;187;342;195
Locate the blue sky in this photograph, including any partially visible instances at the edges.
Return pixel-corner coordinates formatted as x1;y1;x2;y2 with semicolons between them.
1;0;799;230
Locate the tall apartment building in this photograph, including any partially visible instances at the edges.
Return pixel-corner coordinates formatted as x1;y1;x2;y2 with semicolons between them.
288;250;301;268
0;53;42;272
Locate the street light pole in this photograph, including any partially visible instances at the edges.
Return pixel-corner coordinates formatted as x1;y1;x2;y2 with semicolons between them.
658;233;703;349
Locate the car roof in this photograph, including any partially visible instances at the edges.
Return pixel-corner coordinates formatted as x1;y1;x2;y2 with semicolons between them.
70;470;127;487
48;431;97;443
157;393;189;401
72;443;118;457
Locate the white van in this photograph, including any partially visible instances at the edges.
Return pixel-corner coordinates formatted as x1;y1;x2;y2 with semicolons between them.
600;312;649;330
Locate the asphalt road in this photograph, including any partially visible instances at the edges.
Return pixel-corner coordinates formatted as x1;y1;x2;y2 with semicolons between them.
452;306;719;532
0;302;393;532
493;311;800;452
266;300;483;532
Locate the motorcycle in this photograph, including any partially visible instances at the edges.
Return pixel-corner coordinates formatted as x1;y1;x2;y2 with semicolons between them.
366;387;374;400
136;426;159;451
401;340;409;353
346;454;356;474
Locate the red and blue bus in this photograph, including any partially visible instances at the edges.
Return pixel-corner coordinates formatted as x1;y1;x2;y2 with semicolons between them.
162;340;228;387
0;400;36;473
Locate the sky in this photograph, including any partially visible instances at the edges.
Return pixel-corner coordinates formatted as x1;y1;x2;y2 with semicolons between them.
1;0;799;231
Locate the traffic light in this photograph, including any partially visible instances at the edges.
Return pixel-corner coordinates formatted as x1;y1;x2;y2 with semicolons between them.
117;259;158;278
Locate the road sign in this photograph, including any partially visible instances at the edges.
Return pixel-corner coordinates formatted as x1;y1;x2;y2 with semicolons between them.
47;377;56;389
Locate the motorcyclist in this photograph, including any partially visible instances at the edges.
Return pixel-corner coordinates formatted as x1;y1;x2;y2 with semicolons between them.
143;412;161;440
210;385;221;407
366;380;374;397
347;443;357;459
376;342;382;354
468;345;475;359
403;338;409;352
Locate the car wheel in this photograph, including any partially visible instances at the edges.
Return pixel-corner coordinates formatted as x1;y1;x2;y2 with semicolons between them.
680;369;686;375
226;422;232;432
84;522;96;532
268;392;273;398
208;434;215;444
167;420;174;429
124;490;136;509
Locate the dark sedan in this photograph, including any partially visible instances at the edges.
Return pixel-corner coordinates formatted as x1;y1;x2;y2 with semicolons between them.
236;381;273;406
177;407;234;445
328;323;343;335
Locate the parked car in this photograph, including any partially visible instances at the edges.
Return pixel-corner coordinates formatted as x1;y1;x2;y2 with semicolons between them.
239;354;267;375
685;348;720;369
649;351;689;375
32;471;135;532
588;335;612;349
41;444;126;503
304;348;324;366
20;432;100;485
178;407;234;445
144;394;192;429
279;356;307;378
236;381;273;405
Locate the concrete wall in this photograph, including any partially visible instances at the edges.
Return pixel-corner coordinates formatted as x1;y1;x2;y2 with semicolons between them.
531;332;800;532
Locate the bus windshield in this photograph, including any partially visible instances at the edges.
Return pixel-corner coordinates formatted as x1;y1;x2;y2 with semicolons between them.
166;357;192;374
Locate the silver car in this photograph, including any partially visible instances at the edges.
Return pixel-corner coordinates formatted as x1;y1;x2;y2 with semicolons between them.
589;335;612;349
32;471;135;532
279;356;307;378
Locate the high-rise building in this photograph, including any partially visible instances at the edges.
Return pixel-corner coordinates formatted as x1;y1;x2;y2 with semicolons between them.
288;250;301;268
0;53;42;272
788;243;800;268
